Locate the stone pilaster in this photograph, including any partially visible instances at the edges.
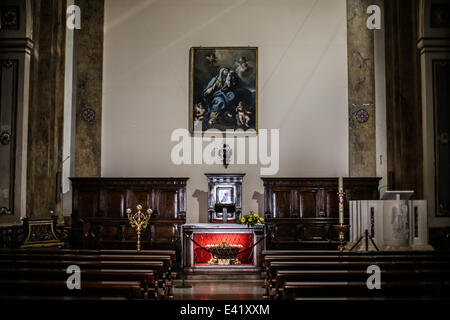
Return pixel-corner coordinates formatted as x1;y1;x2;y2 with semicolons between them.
74;0;104;177
347;0;376;177
26;0;66;219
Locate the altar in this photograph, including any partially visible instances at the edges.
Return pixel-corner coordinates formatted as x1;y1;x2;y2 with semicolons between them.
182;223;264;279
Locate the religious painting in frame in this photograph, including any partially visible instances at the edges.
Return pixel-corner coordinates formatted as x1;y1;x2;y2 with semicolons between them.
216;187;234;205
189;47;258;134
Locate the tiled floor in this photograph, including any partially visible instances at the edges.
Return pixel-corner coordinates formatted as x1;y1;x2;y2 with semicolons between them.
173;280;265;300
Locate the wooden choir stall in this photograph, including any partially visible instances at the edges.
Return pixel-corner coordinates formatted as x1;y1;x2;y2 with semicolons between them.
262;177;381;250
70;177;188;261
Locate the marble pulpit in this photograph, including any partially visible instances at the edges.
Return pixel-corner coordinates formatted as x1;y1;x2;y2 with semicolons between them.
348;191;432;251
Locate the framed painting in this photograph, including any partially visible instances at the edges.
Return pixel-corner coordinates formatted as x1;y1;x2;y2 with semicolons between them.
189;47;258;133
216;187;234;205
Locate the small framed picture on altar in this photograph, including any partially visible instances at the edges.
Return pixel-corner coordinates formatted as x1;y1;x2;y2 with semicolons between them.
189;47;258;133
217;187;233;204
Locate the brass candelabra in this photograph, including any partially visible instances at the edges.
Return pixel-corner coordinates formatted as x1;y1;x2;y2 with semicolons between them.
126;204;152;251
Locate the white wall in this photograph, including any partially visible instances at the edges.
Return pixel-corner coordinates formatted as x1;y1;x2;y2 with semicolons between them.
102;0;349;223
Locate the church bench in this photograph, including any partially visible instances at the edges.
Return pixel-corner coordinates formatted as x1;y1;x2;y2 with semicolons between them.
0;253;173;270
0;248;177;263
262;250;449;257
271;269;450;300
1;268;160;299
0;248;177;281
263;254;450;268
0;279;143;300
266;260;450;275
0;259;172;299
262;252;450;281
263;260;450;295
281;281;450;300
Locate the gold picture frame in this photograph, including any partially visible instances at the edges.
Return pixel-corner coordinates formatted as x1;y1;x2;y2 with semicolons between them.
189;47;258;134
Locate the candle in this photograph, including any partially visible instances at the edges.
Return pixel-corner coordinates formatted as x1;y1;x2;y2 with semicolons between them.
338;177;344;224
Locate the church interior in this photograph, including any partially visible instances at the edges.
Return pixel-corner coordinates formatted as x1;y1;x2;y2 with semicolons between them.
1;0;450;304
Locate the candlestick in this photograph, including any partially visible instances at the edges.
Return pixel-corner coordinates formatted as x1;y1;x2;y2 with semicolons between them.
126;204;152;251
334;224;349;251
338;177;344;224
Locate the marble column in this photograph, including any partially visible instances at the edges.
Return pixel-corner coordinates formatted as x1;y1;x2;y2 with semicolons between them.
74;0;104;177
347;0;376;177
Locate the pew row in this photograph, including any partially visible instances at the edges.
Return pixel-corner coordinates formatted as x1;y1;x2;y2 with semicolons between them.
0;249;177;300
262;250;450;300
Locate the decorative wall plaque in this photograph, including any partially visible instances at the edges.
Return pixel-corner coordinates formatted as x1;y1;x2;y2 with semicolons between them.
355;109;370;123
81;107;96;123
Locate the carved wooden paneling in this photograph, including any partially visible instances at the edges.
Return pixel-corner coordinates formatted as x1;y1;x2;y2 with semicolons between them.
105;190;124;217
262;178;380;249
128;190;150;213
273;224;298;242
70;178;188;250
299;191;316;218
79;217;182;251
159;190;177;219
326;189;339;218
273;189;290;218
433;60;450;217
78;191;98;218
0;59;18;216
303;225;328;241
385;0;423;198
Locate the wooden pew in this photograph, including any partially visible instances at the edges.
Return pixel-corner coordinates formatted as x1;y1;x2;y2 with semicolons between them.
0;253;173;272
264;254;450;265
1;268;159;299
0;260;169;299
0;248;178;300
262;250;450;257
273;269;450;300
0;249;177;264
266;260;450;277
262;250;450;279
282;280;450;300
0;248;177;279
0;279;143;300
0;259;166;273
263;260;450;299
263;254;450;279
0;249;177;299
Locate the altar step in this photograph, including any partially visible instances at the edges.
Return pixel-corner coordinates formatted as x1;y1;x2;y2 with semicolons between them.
173;280;265;300
184;266;262;280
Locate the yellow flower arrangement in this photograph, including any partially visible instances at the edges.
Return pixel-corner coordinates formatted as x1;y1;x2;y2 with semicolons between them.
238;211;264;227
